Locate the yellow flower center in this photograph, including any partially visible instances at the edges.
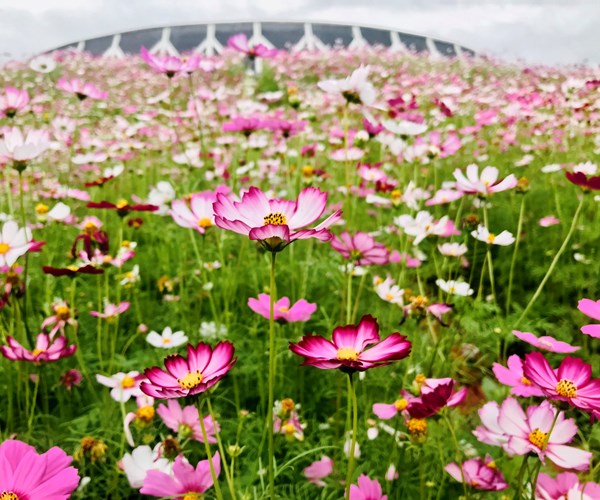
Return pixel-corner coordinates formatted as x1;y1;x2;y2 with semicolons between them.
486;461;496;469
406;418;428;435
521;376;532;386
32;349;45;357
182;493;200;500
336;347;359;361
528;428;548;450
136;406;155;422
121;376;136;388
391;189;402;201
178;371;203;390
84;221;98;233
162;337;172;344
278;306;289;313
282;422;296;435
35;203;49;214
67;265;79;271
116;199;129;209
302;166;314;177
394;398;409;411
263;212;287;226
0;243;10;254
487;233;496;244
556;379;577;398
415;374;427;386
1;492;20;500
55;304;70;320
281;398;295;412
198;217;213;228
385;293;395;301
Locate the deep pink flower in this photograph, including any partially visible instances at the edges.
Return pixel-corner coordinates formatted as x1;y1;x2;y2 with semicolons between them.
578;298;600;338
303;456;333;487
524;352;600;413
492;355;544;397
512;330;580;353
0;439;80;500
536;472;600;500
213;187;341;252
0;86;29;117
330;232;389;265
141;341;236;399
406;378;467;418
473;397;591;471
56;78;107;100
565;171;600;190
227;33;277;59
349;474;387;500
156;399;218;443
141;452;220;498
248;293;316;323
289;314;411;372
1;333;76;363
222;116;266;135
445;455;508;491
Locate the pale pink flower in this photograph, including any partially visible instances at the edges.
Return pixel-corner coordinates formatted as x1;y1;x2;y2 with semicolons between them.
156;399;218;443
248;293;316;322
90;301;130;319
577;298;600;338
318;65;376;106
349;474;387;500
303;456;333;487
539;215;560;227
0;86;29;117
453;164;517;196
512;330;579;353
96;371;144;402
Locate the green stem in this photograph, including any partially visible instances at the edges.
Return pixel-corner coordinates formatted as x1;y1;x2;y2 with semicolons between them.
267;251;277;499
207;397;237;499
344;373;358;500
506;196;526;315
198;399;224;500
482;203;496;303
27;372;40;434
515;455;529;499
515;195;585;327
443;413;468;500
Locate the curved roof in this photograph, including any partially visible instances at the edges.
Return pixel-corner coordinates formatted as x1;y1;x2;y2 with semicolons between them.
52;21;475;58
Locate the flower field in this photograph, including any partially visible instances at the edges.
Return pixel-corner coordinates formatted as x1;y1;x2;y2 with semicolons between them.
0;39;599;499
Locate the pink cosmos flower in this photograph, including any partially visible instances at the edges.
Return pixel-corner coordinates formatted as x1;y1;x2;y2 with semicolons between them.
512;330;580;353
248;294;317;323
41;299;77;338
539;215;560;227
349;474;388;500
213;187;341;252
227;33;277;58
0;86;29;117
425;188;464;206
141;341;236;399
222;116;266;135
303;456;333;487
453;164;517;196
330;232;389;265
1;333;76;363
492;354;544;397
96;371;145;402
445;455;507;491
318;65;376;107
406;378;467;418
0;220;32;267
56;77;108;100
523;352;600;413
140;47;200;77
170;191;218;234
536;472;600;500
156;399;218;443
0;439;80;500
89;301;130;319
141;452;220;498
577;298;600;338
289;314;411;372
473;397;591;471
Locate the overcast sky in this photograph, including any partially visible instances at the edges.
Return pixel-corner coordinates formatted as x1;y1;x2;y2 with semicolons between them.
1;0;599;65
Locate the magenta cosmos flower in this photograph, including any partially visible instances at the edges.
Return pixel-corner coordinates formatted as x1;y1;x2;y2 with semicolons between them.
512;330;579;353
156;399;218;443
406;378;467;419
330;232;389;265
141;452;220;498
474;397;591;470
492;355;544;397
213;187;341;252
140;46;199;77
578;298;600;338
523;352;600;413
0;439;80;500
445;455;508;491
1;333;76;363
227;33;277;59
289;314;411;372
349;474;387;500
248;293;317;323
141;341;236;399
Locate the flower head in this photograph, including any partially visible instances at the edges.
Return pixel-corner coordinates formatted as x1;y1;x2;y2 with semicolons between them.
96;371;144;402
303;456;333;487
492;354;544;397
0;221;33;267
146;327;189;349
1;333;76;363
512;330;579;353
349;474;387;500
331;232;389;265
248;294;317;323
471;225;515;246
445;455;508;491
57;78;107;100
578;298;600;338
121;445;172;489
318;66;376;107
453;164;517;196
157;399;218;443
227;33;277;59
141;341;236;399
289;314;411;373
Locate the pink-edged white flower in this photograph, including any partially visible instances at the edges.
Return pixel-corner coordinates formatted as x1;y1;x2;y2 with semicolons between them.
170;190;219;234
303;456;333;487
0;86;29;117
96;371;144;402
471;225;515;246
56;77;107;100
382;119;427;136
492;354;544;397
453;164;517;196
578;298;600;338
436;279;473;296
536;472;600;500
248;293;317;323
349;474;387;500
0;127;50;164
445;455;508;491
213;187;341;252
438;242;468;257
318;65;376;106
146;327;188;349
330;147;365;162
156;399;218;443
512;330;579;353
0;220;32;267
89;301;130;319
121;444;172;489
474;397;592;471
373;275;404;306
425;188;464;206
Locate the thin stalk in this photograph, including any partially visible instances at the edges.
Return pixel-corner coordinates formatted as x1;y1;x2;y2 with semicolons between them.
27;372;40;434
506;195;526;314
515;455;529;499
266;252;277;499
344;373;358;500
482;203;496;303
443;413;468;500
515;196;585;327
198;399;224;500
206;397;237;499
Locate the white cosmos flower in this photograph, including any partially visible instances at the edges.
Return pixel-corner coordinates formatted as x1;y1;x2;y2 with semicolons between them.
471;225;515;246
438;243;468;257
121;445;173;489
145;326;188;348
199;321;228;339
436;279;473;296
382;119;428;136
47;202;71;221
373;275;404;306
394;211;450;246
318;65;376;106
0;220;32;266
29;54;57;73
0;127;50;162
